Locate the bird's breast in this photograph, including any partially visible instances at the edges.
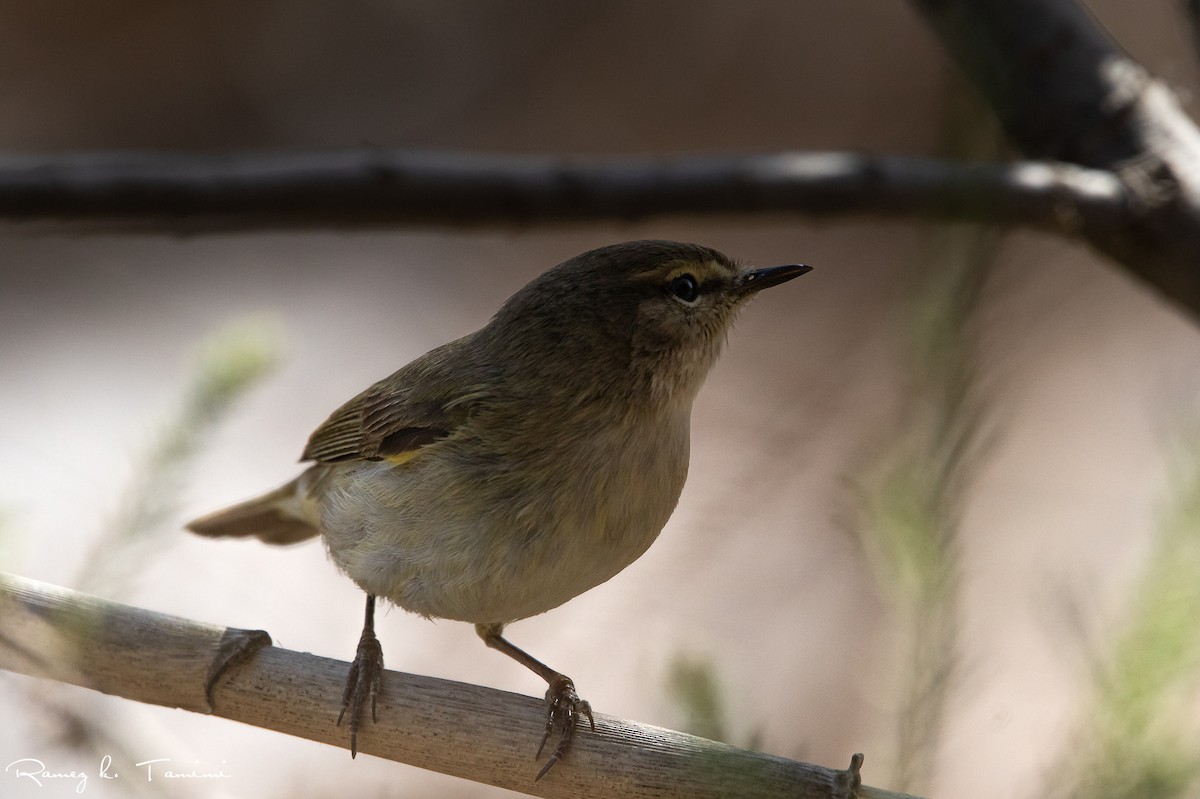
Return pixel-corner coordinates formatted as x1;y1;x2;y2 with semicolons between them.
319;403;692;624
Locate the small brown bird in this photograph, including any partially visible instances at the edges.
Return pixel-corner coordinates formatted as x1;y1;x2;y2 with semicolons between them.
187;240;810;778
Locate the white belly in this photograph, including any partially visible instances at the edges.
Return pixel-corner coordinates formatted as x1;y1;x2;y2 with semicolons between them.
318;408;691;624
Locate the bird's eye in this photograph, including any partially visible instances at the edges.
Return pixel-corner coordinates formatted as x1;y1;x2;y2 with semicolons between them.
668;274;700;303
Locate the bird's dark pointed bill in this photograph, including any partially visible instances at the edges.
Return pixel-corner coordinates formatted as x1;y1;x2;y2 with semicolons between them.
740;263;813;292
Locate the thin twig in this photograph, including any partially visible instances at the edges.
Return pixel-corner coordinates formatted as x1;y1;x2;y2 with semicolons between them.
0;149;1126;237
0;572;917;799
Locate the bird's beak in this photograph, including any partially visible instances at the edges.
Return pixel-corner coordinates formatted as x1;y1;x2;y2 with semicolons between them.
738;263;813;294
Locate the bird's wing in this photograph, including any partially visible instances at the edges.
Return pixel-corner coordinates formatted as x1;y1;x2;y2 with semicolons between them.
301;337;484;464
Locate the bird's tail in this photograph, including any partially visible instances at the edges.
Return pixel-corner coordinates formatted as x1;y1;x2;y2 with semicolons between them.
186;466;325;545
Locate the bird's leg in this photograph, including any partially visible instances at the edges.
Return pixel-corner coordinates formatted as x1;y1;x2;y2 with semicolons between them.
338;594;384;758
476;623;594;780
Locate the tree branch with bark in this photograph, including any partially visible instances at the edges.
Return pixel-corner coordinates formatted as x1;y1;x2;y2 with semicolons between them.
0;148;1126;236
911;0;1200;317
4;1;1200;323
0;572;908;799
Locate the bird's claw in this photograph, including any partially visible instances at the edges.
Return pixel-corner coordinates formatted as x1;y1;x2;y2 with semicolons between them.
337;627;384;758
535;675;594;780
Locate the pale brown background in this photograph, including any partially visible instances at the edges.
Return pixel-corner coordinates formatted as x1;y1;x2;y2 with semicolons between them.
2;2;1198;797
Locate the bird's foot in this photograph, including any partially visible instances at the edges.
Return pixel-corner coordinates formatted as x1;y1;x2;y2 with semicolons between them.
535;674;594;780
337;626;384;757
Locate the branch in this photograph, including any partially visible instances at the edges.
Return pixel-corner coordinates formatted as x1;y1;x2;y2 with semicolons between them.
0;149;1125;237
909;0;1200;318
1185;0;1200;69
0;573;914;799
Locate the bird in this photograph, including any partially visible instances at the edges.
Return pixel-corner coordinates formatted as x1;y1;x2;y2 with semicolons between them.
186;239;811;778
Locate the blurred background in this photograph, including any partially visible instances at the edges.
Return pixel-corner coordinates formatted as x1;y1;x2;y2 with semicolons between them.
3;1;1200;797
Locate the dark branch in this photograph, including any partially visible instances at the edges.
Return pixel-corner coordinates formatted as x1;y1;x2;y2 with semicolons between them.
0;149;1126;238
909;0;1200;319
1185;0;1200;70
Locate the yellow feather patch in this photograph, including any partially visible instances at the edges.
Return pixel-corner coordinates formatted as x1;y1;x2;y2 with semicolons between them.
383;448;425;466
